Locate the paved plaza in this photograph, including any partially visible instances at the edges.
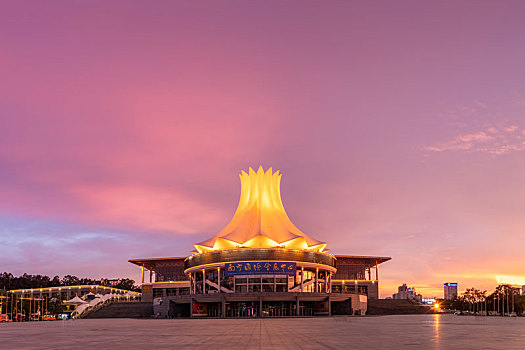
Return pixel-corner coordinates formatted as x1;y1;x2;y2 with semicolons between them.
1;314;524;349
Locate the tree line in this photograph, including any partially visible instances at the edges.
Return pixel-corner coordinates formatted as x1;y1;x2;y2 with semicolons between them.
437;284;525;315
0;272;139;292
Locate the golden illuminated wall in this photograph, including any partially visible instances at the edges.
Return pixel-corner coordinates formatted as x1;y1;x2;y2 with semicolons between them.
194;167;327;253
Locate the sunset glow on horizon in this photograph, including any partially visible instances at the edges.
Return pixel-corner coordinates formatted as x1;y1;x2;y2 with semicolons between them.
2;1;525;298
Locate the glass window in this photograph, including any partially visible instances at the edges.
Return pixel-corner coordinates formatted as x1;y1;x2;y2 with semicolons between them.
262;278;274;284
235;285;248;293
249;278;261;284
262;284;274;292
225;277;234;290
276;285;287;292
248;284;261;293
195;284;203;294
155;265;187;282
207;271;218;283
236;278;247;284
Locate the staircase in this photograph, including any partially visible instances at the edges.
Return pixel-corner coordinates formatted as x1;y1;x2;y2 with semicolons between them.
289;278;317;292
83;301;153;319
205;279;233;293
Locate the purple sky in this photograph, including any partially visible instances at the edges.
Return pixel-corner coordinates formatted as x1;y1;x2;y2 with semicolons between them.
2;1;525;297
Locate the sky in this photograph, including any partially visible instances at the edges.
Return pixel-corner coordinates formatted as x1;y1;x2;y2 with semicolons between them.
1;1;525;298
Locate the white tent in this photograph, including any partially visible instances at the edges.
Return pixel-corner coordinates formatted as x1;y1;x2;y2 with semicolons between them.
88;298;102;307
72;303;90;316
63;296;88;305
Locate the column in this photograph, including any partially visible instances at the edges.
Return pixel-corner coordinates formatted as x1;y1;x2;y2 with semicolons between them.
202;270;206;294
190;298;193;318
141;266;145;284
149;270;153;283
221;295;226;318
300;267;304;292
328;296;331;316
376;261;379;281
296;296;300;316
259;296;263;318
315;268;319;293
329;273;332;293
217;268;221;293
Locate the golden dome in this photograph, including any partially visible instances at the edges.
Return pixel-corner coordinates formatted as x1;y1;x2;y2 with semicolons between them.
194;167;327;253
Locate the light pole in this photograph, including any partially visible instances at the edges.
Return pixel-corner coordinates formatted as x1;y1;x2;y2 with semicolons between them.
505;288;510;316
493;292;496;316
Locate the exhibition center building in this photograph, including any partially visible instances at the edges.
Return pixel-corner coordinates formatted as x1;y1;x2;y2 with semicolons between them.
130;167;390;317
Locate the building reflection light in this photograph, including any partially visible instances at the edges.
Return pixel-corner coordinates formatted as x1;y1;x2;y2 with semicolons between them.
433;313;440;342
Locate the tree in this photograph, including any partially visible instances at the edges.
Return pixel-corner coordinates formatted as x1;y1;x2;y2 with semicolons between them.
114;279;138;291
1;272;138;291
61;275;80;286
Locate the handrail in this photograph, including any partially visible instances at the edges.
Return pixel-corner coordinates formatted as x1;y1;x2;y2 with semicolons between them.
73;297;142;319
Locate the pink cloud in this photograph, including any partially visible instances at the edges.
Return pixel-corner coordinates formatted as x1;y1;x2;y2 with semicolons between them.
424;131;492;152
503;125;518;132
424;99;525;155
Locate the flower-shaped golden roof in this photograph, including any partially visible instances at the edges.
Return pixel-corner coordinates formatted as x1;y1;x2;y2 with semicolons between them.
194;167;327;253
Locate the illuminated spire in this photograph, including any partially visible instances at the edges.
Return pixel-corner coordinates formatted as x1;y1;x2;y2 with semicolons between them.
194;167;327;253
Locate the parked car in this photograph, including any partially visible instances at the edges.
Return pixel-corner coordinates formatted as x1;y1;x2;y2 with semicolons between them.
0;314;12;322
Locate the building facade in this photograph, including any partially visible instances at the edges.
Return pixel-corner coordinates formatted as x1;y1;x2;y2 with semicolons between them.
130;167;391;317
392;284;422;302
444;282;458;300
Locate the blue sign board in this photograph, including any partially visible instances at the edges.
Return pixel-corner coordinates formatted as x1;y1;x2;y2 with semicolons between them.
444;283;457;287
225;262;296;277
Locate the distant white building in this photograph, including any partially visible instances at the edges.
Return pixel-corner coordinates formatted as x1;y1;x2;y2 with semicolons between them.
522;285;525;296
393;284;422;302
444;283;458;300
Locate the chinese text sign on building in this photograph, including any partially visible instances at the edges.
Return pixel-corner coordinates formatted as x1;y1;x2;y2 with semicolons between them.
225;262;296;276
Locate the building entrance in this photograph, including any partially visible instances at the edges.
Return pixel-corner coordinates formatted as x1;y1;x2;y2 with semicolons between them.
225;301;259;318
169;302;190;318
261;301;296;317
